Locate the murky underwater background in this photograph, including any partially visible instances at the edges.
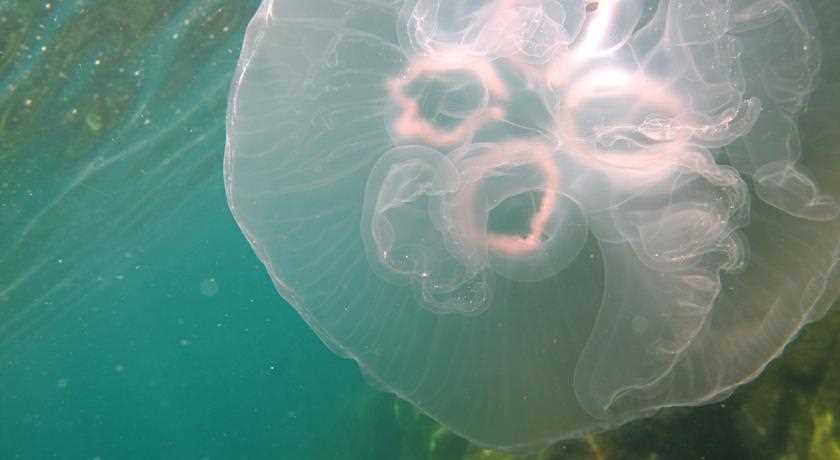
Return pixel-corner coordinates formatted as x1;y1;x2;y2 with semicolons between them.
0;1;838;459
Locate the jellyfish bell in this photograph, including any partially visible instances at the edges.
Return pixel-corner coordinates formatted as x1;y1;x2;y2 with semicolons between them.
225;0;840;452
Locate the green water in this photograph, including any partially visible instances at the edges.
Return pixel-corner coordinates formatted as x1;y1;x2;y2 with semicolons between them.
1;1;839;460
0;1;385;458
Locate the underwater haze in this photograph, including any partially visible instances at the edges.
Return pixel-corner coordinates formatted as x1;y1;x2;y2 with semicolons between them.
0;1;374;459
2;1;840;460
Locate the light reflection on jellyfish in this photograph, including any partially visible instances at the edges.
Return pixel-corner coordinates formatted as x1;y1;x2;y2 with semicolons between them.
225;0;840;451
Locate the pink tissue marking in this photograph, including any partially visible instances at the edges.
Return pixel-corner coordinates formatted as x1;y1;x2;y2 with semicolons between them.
557;67;693;177
481;141;560;256
387;48;509;148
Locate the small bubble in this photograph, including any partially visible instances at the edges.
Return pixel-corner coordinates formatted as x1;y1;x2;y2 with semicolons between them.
200;278;219;297
631;315;649;334
86;112;103;131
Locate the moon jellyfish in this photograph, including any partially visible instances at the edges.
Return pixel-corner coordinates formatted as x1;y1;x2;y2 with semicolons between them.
225;0;840;451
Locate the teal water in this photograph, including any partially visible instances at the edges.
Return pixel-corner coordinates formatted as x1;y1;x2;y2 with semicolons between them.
0;1;395;458
2;1;839;459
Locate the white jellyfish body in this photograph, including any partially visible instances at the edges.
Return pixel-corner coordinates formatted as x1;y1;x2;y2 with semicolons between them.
225;0;840;451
